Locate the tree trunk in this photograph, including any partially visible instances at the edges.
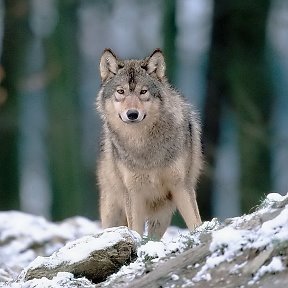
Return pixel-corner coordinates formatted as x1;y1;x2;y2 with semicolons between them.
45;0;83;220
163;0;177;84
0;0;30;210
163;0;186;227
200;1;272;216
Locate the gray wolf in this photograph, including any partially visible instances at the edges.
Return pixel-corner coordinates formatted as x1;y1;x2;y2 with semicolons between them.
96;48;202;239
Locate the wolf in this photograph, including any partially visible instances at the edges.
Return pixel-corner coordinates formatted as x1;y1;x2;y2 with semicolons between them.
96;48;202;239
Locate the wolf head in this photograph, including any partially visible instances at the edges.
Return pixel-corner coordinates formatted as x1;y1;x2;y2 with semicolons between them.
97;49;168;126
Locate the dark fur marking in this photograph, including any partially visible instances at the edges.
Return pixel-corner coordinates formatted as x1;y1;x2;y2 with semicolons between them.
166;191;173;201
106;122;131;162
99;137;105;153
128;67;136;91
155;91;162;101
149;220;160;229
118;62;124;69
150;48;163;57
148;191;173;212
150;82;162;101
188;121;192;137
111;141;120;158
103;48;118;59
141;63;148;71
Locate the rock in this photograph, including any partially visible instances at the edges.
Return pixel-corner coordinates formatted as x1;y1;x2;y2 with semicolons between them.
23;227;141;284
0;211;102;274
120;194;288;288
20;272;96;288
2;193;288;288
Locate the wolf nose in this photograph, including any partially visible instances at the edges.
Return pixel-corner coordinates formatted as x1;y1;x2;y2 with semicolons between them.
126;109;139;121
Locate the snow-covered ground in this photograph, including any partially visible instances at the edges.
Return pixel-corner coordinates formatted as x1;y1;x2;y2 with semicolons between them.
0;193;288;287
0;210;191;287
192;193;288;285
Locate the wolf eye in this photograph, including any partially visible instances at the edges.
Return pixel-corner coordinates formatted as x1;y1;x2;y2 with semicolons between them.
117;89;124;94
140;89;147;94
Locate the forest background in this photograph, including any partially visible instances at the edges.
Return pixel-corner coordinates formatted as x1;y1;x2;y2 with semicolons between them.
0;0;287;227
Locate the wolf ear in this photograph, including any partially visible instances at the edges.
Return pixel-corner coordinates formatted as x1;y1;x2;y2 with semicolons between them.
100;49;119;82
144;49;166;79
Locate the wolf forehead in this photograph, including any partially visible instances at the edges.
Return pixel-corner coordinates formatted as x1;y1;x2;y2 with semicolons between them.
101;62;162;100
116;61;148;91
100;48;166;90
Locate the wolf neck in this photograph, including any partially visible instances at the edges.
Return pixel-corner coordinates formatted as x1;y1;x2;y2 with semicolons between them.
107;116;183;170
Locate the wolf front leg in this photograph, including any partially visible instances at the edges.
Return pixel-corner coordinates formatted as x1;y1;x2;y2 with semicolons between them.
147;208;174;240
98;163;128;228
100;190;127;228
172;186;202;230
124;189;146;236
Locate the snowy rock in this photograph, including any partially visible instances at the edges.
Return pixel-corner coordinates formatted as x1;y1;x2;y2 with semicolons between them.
9;272;96;288
1;193;288;288
116;193;288;288
0;211;102;274
23;227;140;283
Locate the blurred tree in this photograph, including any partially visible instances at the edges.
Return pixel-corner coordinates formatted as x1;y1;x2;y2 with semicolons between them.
267;0;288;196
162;0;185;227
0;0;30;210
199;1;272;218
18;0;55;218
45;0;84;220
163;0;177;84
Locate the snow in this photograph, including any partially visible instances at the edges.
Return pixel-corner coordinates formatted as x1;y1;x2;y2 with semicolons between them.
170;273;180;281
192;193;288;283
7;272;93;288
0;269;13;282
266;192;288;202
0;211;72;243
101;228;196;286
138;241;167;260
103;258;146;286
101;219;220;287
25;226;141;271
249;256;285;284
49;230;125;263
0;210;196;287
209;226;249;253
58;216;103;238
0;211;103;274
0;192;287;287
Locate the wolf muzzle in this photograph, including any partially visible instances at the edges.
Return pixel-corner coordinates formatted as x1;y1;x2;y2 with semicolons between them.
119;109;146;123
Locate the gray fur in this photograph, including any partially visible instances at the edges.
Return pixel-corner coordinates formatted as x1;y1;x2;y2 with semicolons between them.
96;49;203;239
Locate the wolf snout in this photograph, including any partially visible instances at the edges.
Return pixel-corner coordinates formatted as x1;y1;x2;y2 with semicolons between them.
127;109;139;121
119;109;146;123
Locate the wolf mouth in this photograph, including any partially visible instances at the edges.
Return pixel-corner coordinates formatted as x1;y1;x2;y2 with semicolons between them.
118;113;146;123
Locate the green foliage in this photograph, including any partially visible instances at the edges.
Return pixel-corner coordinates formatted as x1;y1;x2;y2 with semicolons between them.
0;0;31;210
163;0;177;84
45;0;84;220
0;0;277;223
199;0;272;217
